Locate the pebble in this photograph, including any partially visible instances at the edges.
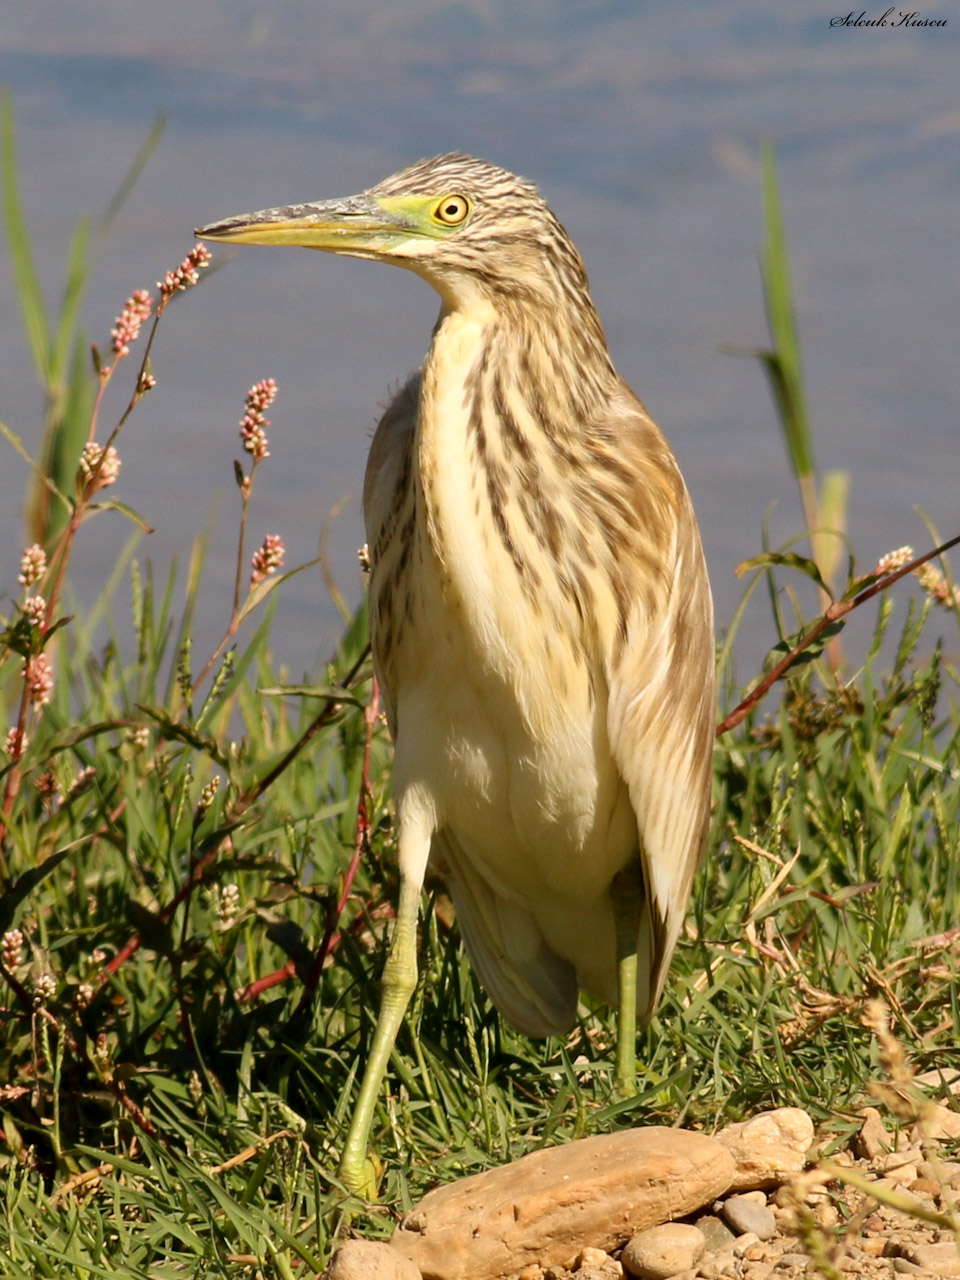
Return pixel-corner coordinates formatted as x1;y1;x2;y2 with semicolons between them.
912;1103;960;1143
692;1214;736;1253
721;1194;777;1240
732;1232;761;1257
918;1157;960;1182
856;1106;892;1161
324;1240;423;1280
620;1224;706;1280
814;1201;839;1228
575;1248;617;1273
697;1254;737;1279
713;1108;814;1191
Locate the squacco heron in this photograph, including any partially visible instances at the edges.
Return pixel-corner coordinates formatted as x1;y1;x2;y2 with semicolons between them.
198;154;715;1197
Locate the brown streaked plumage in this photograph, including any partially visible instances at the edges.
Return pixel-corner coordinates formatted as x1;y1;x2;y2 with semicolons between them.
197;153;715;1196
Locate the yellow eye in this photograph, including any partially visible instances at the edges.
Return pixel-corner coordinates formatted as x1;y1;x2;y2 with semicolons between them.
434;195;470;226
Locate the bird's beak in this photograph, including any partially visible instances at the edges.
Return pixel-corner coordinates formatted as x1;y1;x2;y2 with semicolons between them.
196;194;419;260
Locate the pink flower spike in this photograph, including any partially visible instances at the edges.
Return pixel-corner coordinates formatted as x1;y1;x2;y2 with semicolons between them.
250;534;285;585
19;544;47;588
240;379;277;463
78;442;121;491
24;653;55;708
874;546;914;577
110;289;154;356
157;244;212;314
23;596;46;627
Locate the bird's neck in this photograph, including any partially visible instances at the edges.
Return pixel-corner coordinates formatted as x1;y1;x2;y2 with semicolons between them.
413;292;618;631
426;288;617;443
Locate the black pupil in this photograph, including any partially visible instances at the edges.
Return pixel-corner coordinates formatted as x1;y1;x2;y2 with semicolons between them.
444;201;461;219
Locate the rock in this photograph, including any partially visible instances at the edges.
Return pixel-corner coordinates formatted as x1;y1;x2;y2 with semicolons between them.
692;1214;736;1252
713;1108;814;1190
914;1067;960;1095
731;1232;760;1256
895;1241;960;1274
721;1194;776;1240
856;1107;892;1161
913;1103;960;1143
621;1224;706;1280
918;1158;960;1183
698;1255;737;1279
325;1240;422;1280
391;1128;734;1280
574;1248;618;1273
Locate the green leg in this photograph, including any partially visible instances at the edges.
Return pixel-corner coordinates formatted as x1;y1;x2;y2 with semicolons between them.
611;866;642;1097
339;873;423;1197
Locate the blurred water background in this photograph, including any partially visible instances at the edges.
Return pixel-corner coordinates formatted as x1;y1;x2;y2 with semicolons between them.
1;1;957;688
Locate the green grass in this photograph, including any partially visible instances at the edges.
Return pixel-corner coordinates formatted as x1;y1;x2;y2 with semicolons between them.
1;115;959;1276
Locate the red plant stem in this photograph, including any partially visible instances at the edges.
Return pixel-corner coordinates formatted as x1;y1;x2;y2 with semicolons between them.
287;677;380;1022
237;960;299;1004
716;533;960;737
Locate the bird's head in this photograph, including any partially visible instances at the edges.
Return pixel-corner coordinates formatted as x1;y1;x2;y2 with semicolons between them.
197;153;593;314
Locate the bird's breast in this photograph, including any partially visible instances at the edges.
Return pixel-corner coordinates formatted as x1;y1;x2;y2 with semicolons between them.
363;310;638;902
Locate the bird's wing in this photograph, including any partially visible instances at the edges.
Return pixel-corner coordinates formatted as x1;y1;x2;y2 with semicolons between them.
362;372;421;733
433;829;579;1037
598;386;715;1024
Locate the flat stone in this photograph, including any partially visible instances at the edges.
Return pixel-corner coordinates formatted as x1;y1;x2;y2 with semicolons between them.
896;1241;960;1274
915;1067;960;1095
720;1194;777;1240
621;1224;706;1280
713;1108;814;1190
326;1240;422;1280
391;1128;734;1280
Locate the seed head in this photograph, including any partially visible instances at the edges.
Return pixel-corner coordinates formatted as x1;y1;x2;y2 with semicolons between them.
915;561;960;611
2;929;24;971
24;654;54;708
874;546;914;577
250;534;285;585
240;379;277;463
23;596;46;627
18;544;47;588
157;244;212;314
111;289;154;356
33;971;56;1004
78;442;121;490
3;727;27;757
197;774;221;814
213;883;240;927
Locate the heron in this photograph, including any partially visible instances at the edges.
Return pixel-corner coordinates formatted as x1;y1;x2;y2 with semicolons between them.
198;154;715;1197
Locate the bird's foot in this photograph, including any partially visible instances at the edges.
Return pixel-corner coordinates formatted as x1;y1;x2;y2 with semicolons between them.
338;1149;381;1202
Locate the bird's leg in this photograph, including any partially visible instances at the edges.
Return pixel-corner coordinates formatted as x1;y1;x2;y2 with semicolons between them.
339;812;431;1198
611;864;643;1097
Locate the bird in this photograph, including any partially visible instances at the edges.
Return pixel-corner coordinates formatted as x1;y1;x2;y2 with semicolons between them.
197;154;715;1197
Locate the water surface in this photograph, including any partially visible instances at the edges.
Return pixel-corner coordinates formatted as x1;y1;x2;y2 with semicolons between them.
2;2;957;684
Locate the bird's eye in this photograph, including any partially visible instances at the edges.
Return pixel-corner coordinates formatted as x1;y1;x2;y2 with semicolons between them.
434;195;470;226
